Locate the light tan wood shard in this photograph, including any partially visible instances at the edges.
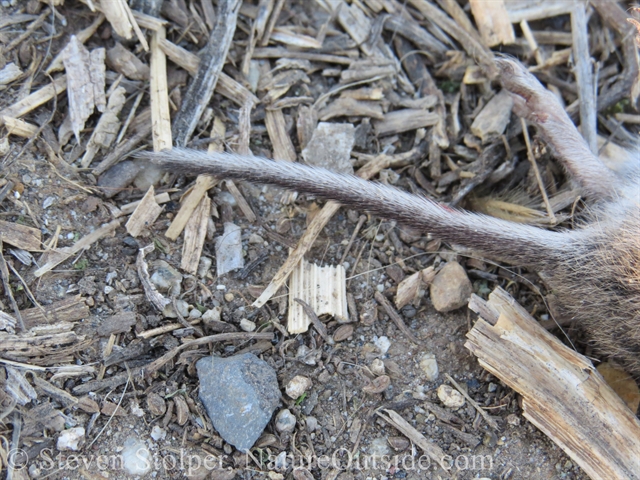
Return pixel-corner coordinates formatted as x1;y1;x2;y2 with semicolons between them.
466;287;640;480
325;0;372;54
119;192;171;216
288;259;348;334
126;186;164;237
376;409;450;473
20;296;89;330
270;27;323;48
99;0;133;40
34;220;120;277
2;116;38;137
318;97;384;121
395;267;435;310
0;310;17;332
0;220;42;251
0;75;67;127
80;86;126;168
180;194;211;274
373;109;439;136
469;0;515;47
503;0;575;23
106;42;150;80
470;91;514;143
47;14;105;73
61;36;106;140
150;27;172;152
166;175;217;241
265;109;297;162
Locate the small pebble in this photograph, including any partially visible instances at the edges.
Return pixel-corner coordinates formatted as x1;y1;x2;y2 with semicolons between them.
57;427;85;451
162;299;189;318
150;425;166;441
240;318;256;332
437;384;466;408
305;416;318;432
224;293;235;302
202;307;221;322
197;256;212;277
248;233;264;244
370;358;386;376
488;382;498;393
189;308;202;319
98;161;141;198
122;437;152;475
275;409;296;433
150;260;182;295
286;375;312;400
430;261;473;312
374;336;391;355
419;353;439;381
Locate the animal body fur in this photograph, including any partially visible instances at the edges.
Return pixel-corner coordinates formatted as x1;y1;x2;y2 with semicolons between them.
143;59;640;378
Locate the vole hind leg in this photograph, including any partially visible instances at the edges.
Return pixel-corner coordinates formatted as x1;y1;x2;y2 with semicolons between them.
496;58;618;201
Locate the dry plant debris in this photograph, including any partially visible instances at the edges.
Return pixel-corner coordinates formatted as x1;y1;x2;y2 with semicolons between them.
0;0;638;479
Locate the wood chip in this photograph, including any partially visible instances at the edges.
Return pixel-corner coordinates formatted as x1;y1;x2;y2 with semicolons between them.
288;259;348;334
470;91;514;143
150;27;172;151
373;109;439;136
126;185;164;237
180;194;211;275
0;220;42;251
34;220;121;277
469;0;515;46
0;75;67;127
20;295;89;330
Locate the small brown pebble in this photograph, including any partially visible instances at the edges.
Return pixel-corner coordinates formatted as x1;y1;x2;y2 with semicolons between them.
437;384;465;408
147;392;167;416
430;261;472;312
286;375;313;399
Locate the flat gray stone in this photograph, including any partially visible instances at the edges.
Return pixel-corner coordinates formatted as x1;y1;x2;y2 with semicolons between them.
196;353;280;452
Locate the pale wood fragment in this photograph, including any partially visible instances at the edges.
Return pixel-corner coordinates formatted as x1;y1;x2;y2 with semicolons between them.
180;195;211;274
265;109;297;162
0;75;67;127
126;186;164;237
373;109;439;136
47;14;105;73
253;47;354;65
469;0;515;47
150;27;172;152
34;220;121;277
470;91;514;143
166;175;217;241
119;192;171;216
288;259;348;333
2;116;39;137
20;296;89;329
504;0;574;23
80;86;126;168
466;287;640;480
0;220;42;251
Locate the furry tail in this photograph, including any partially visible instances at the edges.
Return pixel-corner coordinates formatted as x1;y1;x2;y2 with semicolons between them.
141;148;578;266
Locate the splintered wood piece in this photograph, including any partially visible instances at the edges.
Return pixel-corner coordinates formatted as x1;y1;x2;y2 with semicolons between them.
325;0;372;54
0;331;84;354
2;116;39;137
466;287;640;480
0;220;42;251
166;175;217;240
34;220;121;277
503;0;575;23
252;153;393;308
265;109;297;162
469;0;515;47
150;27;172;151
0;75;67;127
126;185;164;237
373;109;439;136
80;86;126;168
46;14;105;73
318;97;384;121
157;38;258;106
61;36;105;141
172;0;242;147
0;310;17;332
99;0;148;49
376;409;450;474
20;296;89;330
470;91;514;143
270;28;323;48
253;47;354;66
137;244;171;312
180;194;211;274
407;0;496;75
287;259;347;334
119;192;171;216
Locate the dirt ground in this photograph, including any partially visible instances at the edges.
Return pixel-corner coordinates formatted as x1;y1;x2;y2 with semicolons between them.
1;0;638;479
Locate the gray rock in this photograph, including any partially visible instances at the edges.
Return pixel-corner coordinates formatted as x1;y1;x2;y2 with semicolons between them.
301;122;355;175
196;353;280;452
98;161;142;198
429;261;472;312
275;409;296;433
